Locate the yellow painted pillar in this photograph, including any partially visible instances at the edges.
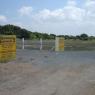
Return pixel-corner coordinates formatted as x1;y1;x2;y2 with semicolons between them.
0;35;16;63
55;37;64;52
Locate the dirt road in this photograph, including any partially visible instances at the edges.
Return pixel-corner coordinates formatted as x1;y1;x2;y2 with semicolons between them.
0;50;95;95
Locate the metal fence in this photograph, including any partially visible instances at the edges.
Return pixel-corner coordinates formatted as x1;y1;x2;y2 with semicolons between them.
16;39;55;50
16;38;95;51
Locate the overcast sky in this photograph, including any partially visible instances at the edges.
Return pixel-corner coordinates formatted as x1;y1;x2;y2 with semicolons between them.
0;0;95;35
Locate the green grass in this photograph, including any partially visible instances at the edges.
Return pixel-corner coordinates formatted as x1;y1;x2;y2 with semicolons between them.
65;39;95;51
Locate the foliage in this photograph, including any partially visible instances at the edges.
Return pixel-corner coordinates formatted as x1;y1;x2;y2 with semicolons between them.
0;24;95;40
0;24;30;39
80;34;88;40
0;24;56;39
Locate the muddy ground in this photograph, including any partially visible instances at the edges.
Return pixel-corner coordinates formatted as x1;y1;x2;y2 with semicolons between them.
0;49;95;95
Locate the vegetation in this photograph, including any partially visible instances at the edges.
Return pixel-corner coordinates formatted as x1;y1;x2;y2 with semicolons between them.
64;39;95;51
0;25;56;39
0;24;95;40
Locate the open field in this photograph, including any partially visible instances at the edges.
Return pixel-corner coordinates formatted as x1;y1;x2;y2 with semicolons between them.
0;49;95;95
16;39;95;51
65;39;95;51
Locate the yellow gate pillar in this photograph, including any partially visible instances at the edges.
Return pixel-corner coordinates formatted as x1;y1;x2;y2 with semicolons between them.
55;37;64;52
0;35;16;63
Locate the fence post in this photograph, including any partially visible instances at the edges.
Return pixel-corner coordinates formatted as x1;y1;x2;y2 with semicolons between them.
40;38;42;50
22;38;25;50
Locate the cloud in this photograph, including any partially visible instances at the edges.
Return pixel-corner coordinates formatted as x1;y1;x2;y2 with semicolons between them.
16;0;95;35
0;15;7;22
18;0;95;23
62;5;85;21
67;0;77;6
19;6;33;16
34;9;65;22
33;0;85;22
30;0;95;35
85;0;95;19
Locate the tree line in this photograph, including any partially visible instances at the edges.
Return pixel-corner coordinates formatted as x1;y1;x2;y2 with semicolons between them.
0;25;56;39
0;24;95;40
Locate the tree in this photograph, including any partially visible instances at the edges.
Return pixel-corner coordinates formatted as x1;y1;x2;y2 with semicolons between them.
80;34;88;40
76;35;81;40
64;35;70;40
42;33;50;39
49;34;56;39
18;29;30;39
0;24;93;40
0;24;31;39
89;36;95;40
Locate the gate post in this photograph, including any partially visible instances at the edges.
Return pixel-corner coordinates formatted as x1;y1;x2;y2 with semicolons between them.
40;38;42;50
22;38;25;50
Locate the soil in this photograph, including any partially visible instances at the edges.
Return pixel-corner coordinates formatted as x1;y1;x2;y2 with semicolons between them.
0;49;95;95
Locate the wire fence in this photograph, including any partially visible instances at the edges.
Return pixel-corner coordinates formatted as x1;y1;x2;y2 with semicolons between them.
16;39;55;50
16;38;95;51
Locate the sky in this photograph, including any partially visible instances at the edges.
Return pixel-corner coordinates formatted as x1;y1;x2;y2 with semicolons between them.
0;0;95;35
